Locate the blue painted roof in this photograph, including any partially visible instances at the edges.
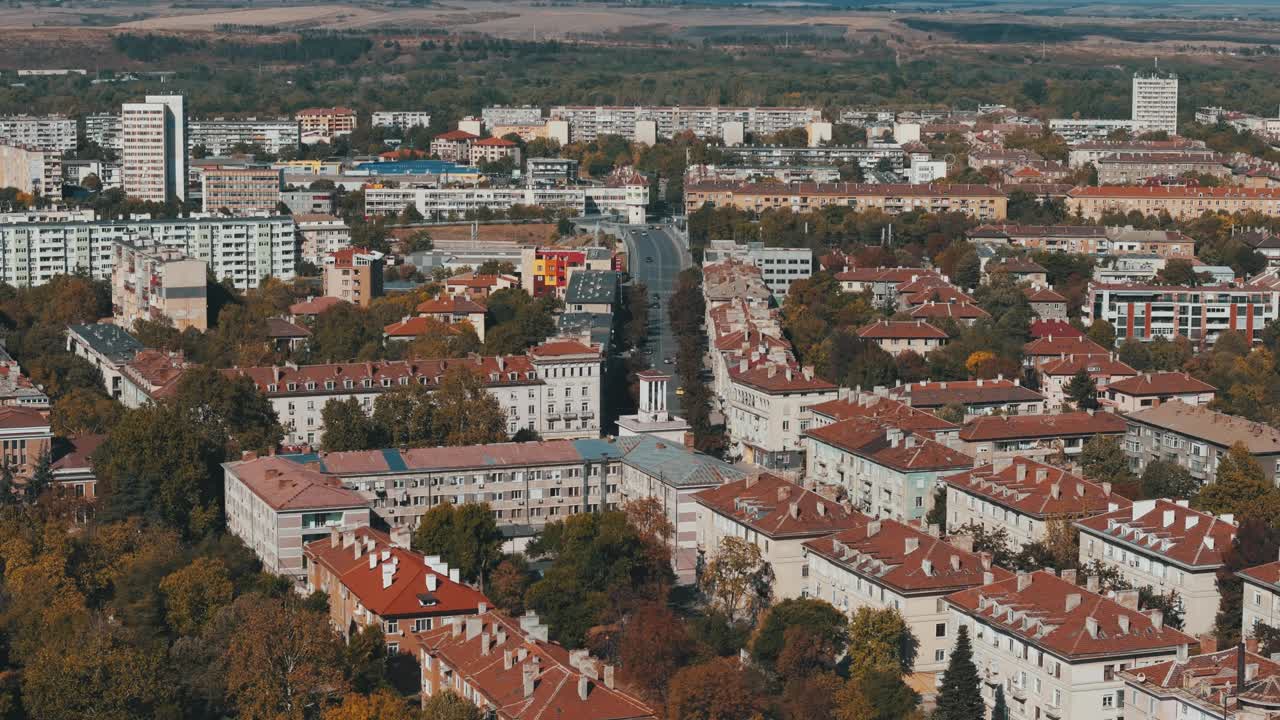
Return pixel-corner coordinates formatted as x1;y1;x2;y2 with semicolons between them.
353;159;480;175
572;437;624;461
380;448;408;472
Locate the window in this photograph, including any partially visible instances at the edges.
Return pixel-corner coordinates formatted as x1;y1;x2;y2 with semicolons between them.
1102;695;1114;709
935;623;947;638
383;619;400;634
934;649;946;662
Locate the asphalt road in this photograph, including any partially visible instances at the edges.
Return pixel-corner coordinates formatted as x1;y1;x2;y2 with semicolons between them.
620;222;690;414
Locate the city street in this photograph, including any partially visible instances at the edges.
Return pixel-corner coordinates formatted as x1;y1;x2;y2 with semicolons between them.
619;222;691;415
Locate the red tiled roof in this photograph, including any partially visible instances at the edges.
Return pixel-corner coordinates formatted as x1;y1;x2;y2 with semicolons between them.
446;273;516;289
384;316;464;338
305;527;489;618
434;130;480;142
1039;354;1137;378
1121;647;1280;714
417;296;487;315
1029;319;1083;339
50;433;106;471
1025;286;1067;303
412;612;658;720
290;296;345;316
327;246;380;268
945;570;1193;660
946;456;1128;519
1024;335;1109;358
1240;561;1280;591
122;349;191;399
225;356;540;395
265;317;312;339
857;320;948;340
693;473;863;539
297;106;356;117
959;411;1126;442
728;361;837;394
888;379;1044;408
228;456;369;511
1102;372;1215;397
804;519;1014;595
685;181;1005;198
1069;185;1280;200
835;266;936;284
808;395;958;436
909;302;991;320
528;340;600;358
0;406;48;430
805;417;972;473
1075;499;1235;570
990;258;1048;274
473;137;517;147
904;287;976;306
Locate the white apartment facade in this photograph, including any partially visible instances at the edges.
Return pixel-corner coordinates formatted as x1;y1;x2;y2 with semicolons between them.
0;145;61;196
1075;499;1235;637
1240;561;1280;639
85;113;122;153
0;216;297;289
1132;72;1179;135
188;119;301;155
701;241;813;297
122;95;186;203
549;105;822;143
723;360;838;470
371;112;432;129
364;184;648;225
0;115;77;152
1083;281;1280;346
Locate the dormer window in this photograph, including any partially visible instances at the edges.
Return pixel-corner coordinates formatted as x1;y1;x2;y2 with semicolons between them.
325;381;335;390
362;379;372;388
287;383;297;391
398;377;409;386
381;378;392;387
267;384;278;392
305;382;316;391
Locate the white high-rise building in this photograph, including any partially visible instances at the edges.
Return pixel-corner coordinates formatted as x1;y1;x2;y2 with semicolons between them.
121;95;186;203
1132;70;1179;135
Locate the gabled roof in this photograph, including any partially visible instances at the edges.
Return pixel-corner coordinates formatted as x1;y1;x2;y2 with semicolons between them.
960;411;1126;442
434;130;480;142
857;320;948;340
1103;372;1215;397
305;527;489;618
1024;334;1109;358
384;316;464;338
808;394;958;436
1039;354;1137;378
693;473;863;539
0;406;49;430
1121;647;1280;716
909;302;991;321
1075;499;1235;570
943;456;1127;519
888;378;1044;408
528;340;600;358
835;266;937;284
226;456;370;512
1029;319;1083;339
728;361;836;394
413;612;657;720
417;296;487;315
473;137;517;147
265;317;312;339
1125;400;1280;454
289;296;345;316
1025;286;1067;303
945;570;1193;660
804;518;1014;595
990;258;1047;274
804;417;972;473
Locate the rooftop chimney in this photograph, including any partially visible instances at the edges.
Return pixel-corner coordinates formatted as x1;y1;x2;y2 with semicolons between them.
522;661;536;698
482;632;492;656
1116;589;1140;610
1066;593;1081;612
1016;572;1032;592
577;675;590;701
1148;609;1164;630
604;665;615;690
1118;615;1130;634
905;537;920;554
504;650;513;670
1086;616;1099;638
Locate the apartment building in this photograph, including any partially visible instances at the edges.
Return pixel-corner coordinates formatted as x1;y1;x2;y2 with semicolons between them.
84;113;122;153
429;130;479;162
1121;646;1280;720
694;473;864;599
1101;372;1215;413
111;241;208;332
118;349;191;409
296;214;351;264
1049;118;1141;143
960;411;1128;464
0;406;52;477
522;246;615;298
1096;152;1228;185
365;182;648;225
305;527;488;651
834;266;946;309
122;95;186;202
280;189;337;215
1123;400;1280;484
200;166;283;215
296;107;356;140
805;519;1013;672
188;118;300;155
469;137;520;166
481;106;545;128
1076;499;1235;637
322;247;384;308
809;391;960;443
684;181;1008;220
549;105;821;143
719;143;908;171
1133;71;1179;135
701;241;813;297
0;145;61;196
371;111;432;129
0;115;77;152
444;272;519;301
1068;186;1280;221
724;359;838;470
385;296;488;343
65;323;143;400
226;339;603;445
856;319;949;356
614;433;743;582
0;345;49;408
413;610;658;720
1038;354;1138;410
804;417;972;523
943;457;1125;549
1083;280;1279;345
222;455;371;584
1024;334;1111;365
279;439;621;535
1067;140;1213;169
1102;228;1197;258
946;570;1194;720
1240;561;1280;639
970;224;1108;254
0;216;297;289
888;378;1046;420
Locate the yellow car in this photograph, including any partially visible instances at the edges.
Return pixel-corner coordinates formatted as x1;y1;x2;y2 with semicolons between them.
675;387;685;396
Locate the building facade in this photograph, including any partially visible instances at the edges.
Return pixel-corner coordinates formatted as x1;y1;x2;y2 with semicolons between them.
121;95;186;203
111;240;208;331
0;114;77;152
1132;71;1180;135
684;181;1008;220
200;166;283;215
322;247;384;308
188;119;300;155
1084;280;1279;346
1124;400;1280;484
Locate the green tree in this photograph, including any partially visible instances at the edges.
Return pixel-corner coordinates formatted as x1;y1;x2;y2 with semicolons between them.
172;367;284;454
1140;459;1199;500
750;598;849;675
1087;319;1116;349
1064;368;1099;410
700;536;774;624
159;556;234;636
371;383;435;447
992;684;1009;720
934;625;983;720
321;398;382;452
666;658;768;720
429;366;508;446
411;502;503;584
420;690;483;720
1196;442;1280;521
845;606;917;678
1080;435;1136;489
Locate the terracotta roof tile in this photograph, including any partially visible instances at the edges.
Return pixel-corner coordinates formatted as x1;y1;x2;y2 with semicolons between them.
1039;354;1137;378
226;456;370;511
943;457;1129;518
959;411;1126;442
1075;499;1235;570
1121;647;1280;714
693;474;864;539
1024;335;1109;358
808;395;958;437
857;320;948;340
1102;372;1216;397
888;379;1044;408
290;296;345;316
1125;400;1280;454
909;302;990;320
805;418;972;473
1029;320;1083;339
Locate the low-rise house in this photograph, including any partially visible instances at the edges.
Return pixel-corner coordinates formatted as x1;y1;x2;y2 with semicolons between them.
413;610;658;720
945;570;1195;720
693;473;864;600
1038;354;1138;410
223;455;372;584
0;346;48;408
857;320;948;356
1123;400;1280;484
265;317;312;352
1102;228;1197;259
289;296;344;321
388;296;488;342
118;349;191;409
1101;372;1216;413
1029;320;1083;340
65;323;143;400
1075;499;1235;637
50;433;104;501
305;526;489;653
888;378;1046;420
903;285;976;307
804;418;972;523
1026;286;1069;320
564;270;619;315
1121;645;1280;720
1024;335;1111;365
960;411;1127;464
430;130;480;163
909;301;990;326
835;267;942;308
444;272;518;300
943;457;1126;549
987;258;1049;286
614;433;744;583
805;519;1014;672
